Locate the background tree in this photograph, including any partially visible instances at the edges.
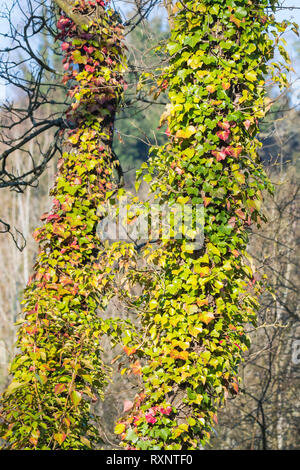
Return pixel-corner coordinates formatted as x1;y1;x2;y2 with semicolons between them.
0;0;164;236
211;99;300;450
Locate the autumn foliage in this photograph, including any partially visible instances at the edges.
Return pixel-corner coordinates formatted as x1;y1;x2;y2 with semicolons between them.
0;0;296;451
115;0;294;450
0;0;127;449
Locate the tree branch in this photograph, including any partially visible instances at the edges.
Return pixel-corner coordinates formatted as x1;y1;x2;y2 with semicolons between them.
164;0;174;30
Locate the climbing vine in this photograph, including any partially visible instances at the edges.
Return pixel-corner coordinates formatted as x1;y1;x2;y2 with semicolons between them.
0;0;127;449
114;0;296;450
0;0;297;452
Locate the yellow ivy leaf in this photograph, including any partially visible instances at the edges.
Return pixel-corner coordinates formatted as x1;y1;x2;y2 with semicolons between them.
54;432;66;446
194;265;210;276
189;326;203;337
175;125;196;139
207;243;220;257
199;312;215;325
115;423;126;435
245;70;257;82
70;390;82;407
186;304;198;315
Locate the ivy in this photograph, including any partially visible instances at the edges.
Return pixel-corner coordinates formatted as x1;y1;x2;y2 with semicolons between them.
0;0;127;449
0;0;296;451
115;0;296;450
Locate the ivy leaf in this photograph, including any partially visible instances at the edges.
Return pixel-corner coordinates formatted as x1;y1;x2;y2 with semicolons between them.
184;33;202;48
137;440;149;450
187;387;197;400
210;5;219;15
123;345;137;356
199;312;215;325
70;390;82;407
54;433;66;446
143;173;152;184
160;428;171;441
126;428;139;443
235;7;247;19
115;423;126;435
72;50;87;64
201;350;211;364
5;381;25;396
233;171;245;185
207;243;220;256
230;15;241;28
245;70;257;82
186;304;198;315
175;126;197;139
131;361;142;376
170;349;189;360
166;280;181;295
167;42;181;55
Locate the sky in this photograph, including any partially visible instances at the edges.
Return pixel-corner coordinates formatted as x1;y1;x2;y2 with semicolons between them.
1;0;300;101
274;1;300;105
276;0;300;24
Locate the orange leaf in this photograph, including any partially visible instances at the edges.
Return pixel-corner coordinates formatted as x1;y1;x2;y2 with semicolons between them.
170;349;189;360
199;312;215;325
54;432;66;446
131;360;142;376
222;82;231;90
203;197;212;207
29;429;40;447
123;345;137;356
230;14;241;28
197;298;209;307
60;276;73;287
206;85;216;93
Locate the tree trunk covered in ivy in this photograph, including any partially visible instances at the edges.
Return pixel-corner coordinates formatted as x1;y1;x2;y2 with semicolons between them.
0;0;295;451
114;0;294;450
0;0;127;449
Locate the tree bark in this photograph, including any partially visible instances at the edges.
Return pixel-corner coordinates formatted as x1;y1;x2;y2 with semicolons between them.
53;0;104;27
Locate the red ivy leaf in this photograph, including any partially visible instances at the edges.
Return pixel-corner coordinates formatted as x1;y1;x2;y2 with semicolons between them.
216;130;230;142
212;150;227;161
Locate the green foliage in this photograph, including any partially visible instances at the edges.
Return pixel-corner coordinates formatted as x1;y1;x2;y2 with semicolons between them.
0;0;127;449
115;0;296;450
0;0;296;452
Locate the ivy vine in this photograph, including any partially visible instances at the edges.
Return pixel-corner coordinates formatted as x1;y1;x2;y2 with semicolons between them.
0;0;127;449
114;0;296;450
0;0;296;452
